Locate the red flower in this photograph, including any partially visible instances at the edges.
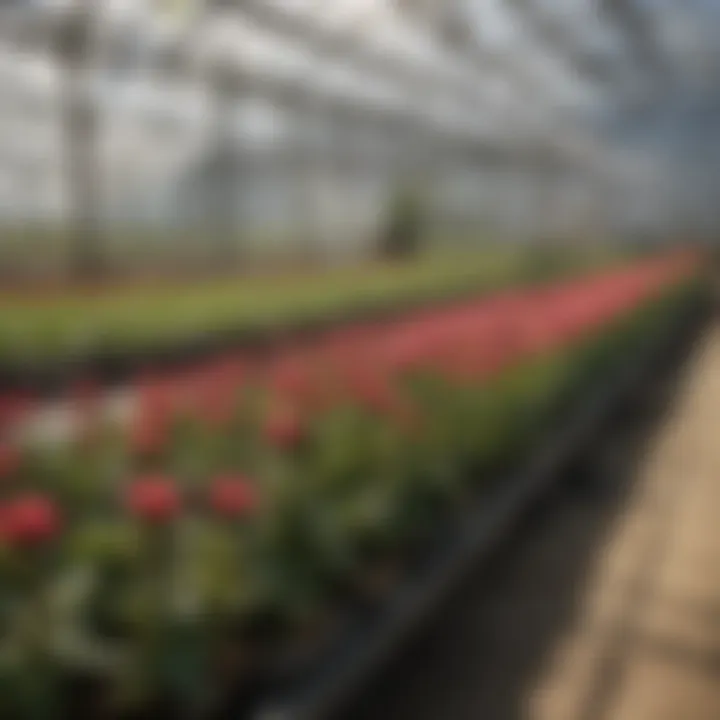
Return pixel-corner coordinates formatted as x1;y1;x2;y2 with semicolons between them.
191;378;236;429
209;475;258;519
3;494;61;548
0;443;21;479
269;357;316;406
136;379;176;422
131;409;170;459
263;404;304;450
126;475;181;523
347;369;399;416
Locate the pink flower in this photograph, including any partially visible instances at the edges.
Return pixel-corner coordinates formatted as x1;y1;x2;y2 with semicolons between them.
126;475;181;523
263;404;304;450
270;359;309;399
3;494;61;547
209;475;258;519
131;417;168;458
130;389;173;459
347;368;401;416
195;379;237;429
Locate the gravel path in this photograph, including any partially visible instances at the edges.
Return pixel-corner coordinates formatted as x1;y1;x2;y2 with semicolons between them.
347;321;720;720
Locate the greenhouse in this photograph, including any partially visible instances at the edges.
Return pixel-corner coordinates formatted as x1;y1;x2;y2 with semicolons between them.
0;2;719;720
0;0;643;272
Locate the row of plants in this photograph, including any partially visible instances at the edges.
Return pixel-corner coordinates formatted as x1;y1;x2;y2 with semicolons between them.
0;251;703;719
0;247;621;385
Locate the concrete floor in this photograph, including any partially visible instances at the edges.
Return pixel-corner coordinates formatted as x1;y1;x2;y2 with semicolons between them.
348;323;720;720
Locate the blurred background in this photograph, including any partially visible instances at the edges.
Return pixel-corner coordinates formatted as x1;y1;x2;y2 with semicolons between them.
0;0;717;280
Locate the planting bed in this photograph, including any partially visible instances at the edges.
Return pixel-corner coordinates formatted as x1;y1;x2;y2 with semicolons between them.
0;250;706;719
0;248;615;402
252;261;709;720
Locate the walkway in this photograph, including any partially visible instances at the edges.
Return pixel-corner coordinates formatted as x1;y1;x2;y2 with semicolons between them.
349;321;720;720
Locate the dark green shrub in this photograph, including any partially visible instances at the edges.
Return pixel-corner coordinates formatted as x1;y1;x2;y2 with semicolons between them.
379;189;425;260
